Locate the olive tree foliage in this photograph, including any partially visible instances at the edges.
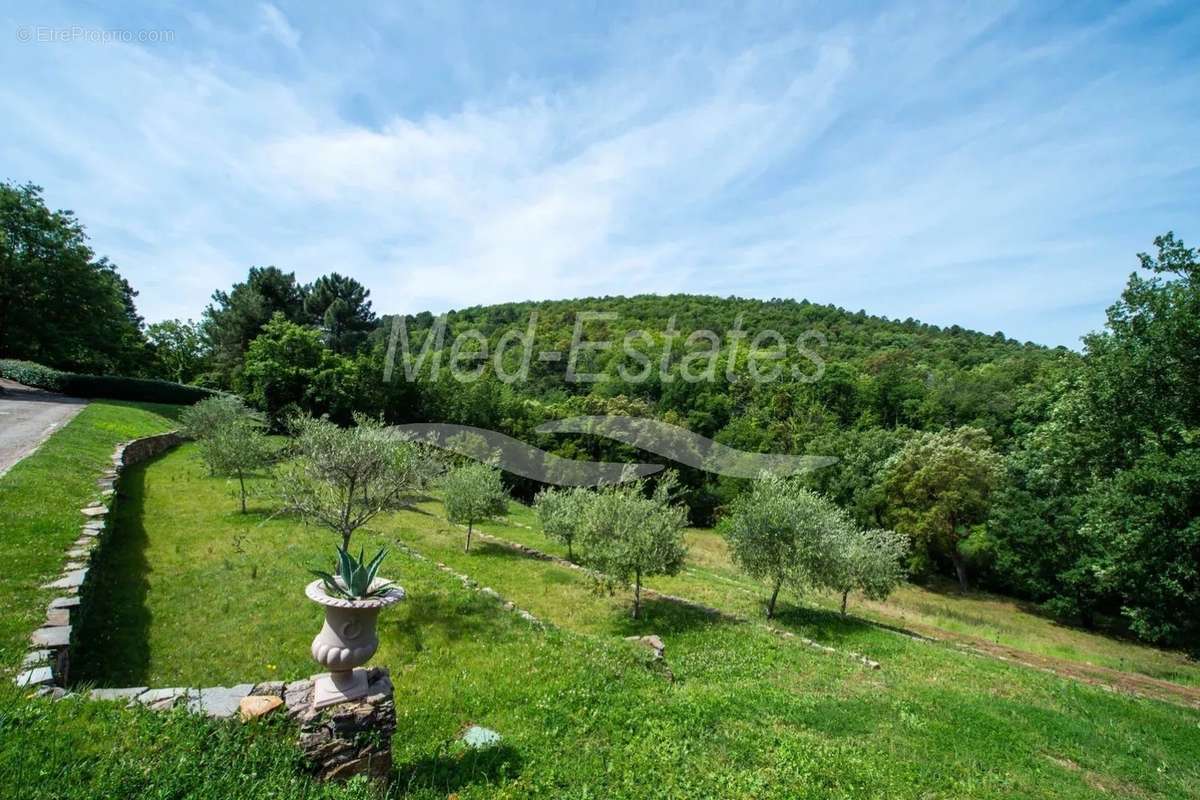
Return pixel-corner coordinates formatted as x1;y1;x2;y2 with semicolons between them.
442;462;509;552
533;486;591;561
206;417;275;513
181;395;266;477
820;526;910;615
277;414;437;550
723;473;849;619
576;476;688;619
883;426;1002;592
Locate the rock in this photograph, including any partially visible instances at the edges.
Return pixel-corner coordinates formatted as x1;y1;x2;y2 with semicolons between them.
251;680;285;697
625;634;666;660
239;695;284;720
45;608;70;627
34;685;68;700
90;686;148;702
22;649;51;668
15;667;54;687
190;684;254;718
298;668;394;784
481;587;500;599
63;560;88;571
31;626;70;648
66;547;89;559
81;506;108;517
49;596;81;610
42;569;87;590
136;687;187;711
461;725;502;749
284;679;314;717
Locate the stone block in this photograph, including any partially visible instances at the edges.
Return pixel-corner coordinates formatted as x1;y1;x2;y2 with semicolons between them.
90;686;148;702
298;667;394;785
45;608;70;627
251;680;285;697
31;625;70;648
190;684;255;718
42;569;87;590
81;506;108;517
136;687;188;711
22;649;51;668
15;667;54;687
49;596;81;610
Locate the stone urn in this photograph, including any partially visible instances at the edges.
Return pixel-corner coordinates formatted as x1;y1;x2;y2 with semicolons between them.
306;578;405;709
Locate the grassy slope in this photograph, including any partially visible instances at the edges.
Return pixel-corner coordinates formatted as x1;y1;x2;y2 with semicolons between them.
0;400;180;669
69;444;1200;799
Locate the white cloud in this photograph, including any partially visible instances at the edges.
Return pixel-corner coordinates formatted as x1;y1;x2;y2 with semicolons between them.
1;1;1196;346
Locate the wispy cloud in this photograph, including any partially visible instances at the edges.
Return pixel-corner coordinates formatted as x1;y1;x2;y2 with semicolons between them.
1;1;1197;346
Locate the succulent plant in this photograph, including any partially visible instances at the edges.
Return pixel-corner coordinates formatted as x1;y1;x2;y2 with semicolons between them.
311;546;393;600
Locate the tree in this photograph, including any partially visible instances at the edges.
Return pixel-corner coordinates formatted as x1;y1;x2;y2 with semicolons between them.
202;266;307;386
278;414;436;550
239;314;355;425
723;473;847;619
577;476;687;619
883;426;1002;592
304;273;376;354
0;181;147;374
204;417;275;513
147;319;206;383
821;526;909;615
443;463;508;552
181;394;265;477
534;486;590;561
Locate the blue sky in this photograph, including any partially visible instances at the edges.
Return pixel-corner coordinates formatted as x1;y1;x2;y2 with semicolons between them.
3;1;1197;347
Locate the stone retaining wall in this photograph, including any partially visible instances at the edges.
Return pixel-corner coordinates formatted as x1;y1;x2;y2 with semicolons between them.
15;431;183;690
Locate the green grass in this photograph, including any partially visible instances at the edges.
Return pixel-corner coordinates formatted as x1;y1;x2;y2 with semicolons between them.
63;443;1200;798
0;400;180;669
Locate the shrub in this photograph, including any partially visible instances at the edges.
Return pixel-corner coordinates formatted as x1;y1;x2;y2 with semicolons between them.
0;359;221;404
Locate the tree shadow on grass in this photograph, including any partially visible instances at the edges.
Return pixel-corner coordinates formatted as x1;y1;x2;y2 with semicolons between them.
606;596;733;638
70;461;152;687
385;591;509;657
393;743;522;797
770;603;876;646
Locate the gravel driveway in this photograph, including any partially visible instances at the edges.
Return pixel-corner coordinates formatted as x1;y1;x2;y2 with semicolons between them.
0;379;87;478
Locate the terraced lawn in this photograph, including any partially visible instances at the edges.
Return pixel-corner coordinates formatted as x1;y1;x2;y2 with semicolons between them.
64;442;1200;798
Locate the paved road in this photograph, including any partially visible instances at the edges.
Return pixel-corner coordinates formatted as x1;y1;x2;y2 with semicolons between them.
0;379;87;478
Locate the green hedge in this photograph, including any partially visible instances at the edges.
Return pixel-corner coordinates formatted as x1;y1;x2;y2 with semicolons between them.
0;359;223;405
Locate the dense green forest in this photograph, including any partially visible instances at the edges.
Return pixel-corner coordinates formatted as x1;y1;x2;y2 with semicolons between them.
2;179;1196;653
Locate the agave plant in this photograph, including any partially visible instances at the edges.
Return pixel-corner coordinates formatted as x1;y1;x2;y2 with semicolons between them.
311;546;394;600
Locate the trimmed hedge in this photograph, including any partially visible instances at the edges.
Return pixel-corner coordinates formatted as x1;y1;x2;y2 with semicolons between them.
0;359;223;405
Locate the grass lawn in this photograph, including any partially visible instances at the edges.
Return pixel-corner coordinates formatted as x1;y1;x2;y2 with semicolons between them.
0;400;180;669
65;442;1200;798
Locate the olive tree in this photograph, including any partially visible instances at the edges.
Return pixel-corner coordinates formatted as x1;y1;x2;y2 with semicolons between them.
577;477;687;619
443;463;508;552
181;395;264;475
277;414;436;550
206;417;274;513
533;486;591;561
723;473;847;619
821;526;910;615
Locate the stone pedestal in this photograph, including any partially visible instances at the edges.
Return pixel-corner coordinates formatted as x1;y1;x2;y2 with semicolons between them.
294;667;394;784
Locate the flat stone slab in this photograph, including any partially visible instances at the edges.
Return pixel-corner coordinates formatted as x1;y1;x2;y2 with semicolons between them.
63;560;88;571
461;725;502;749
90;686;149;702
49;596;81;609
22;649;51;668
239;695;283;720
136;687;188;710
42;569;87;590
189;684;255;718
15;667;54;687
45;608;70;627
31;626;70;648
66;547;90;559
251;681;285;697
80;506;108;517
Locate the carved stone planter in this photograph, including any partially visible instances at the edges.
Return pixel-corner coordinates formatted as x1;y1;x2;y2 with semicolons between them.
305;579;404;709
